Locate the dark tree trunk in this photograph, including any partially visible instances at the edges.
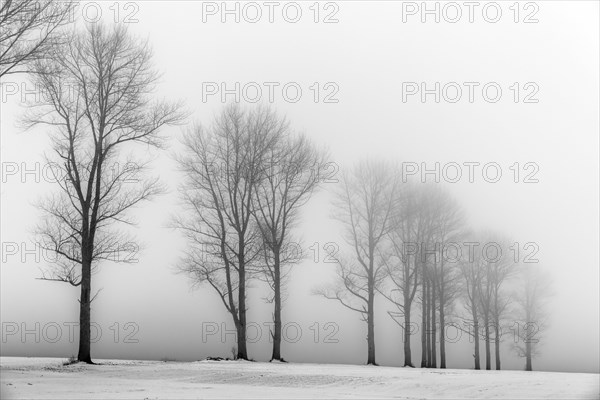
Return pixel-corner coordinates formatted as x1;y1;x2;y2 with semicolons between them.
420;277;427;368
237;254;248;360
525;340;532;371
471;280;480;370
439;306;446;368
235;321;246;359
77;258;92;364
473;319;481;370
236;317;247;360
484;316;491;370
431;280;437;368
366;281;376;365
271;250;282;361
494;319;501;370
425;280;431;368
524;304;533;371
403;300;413;367
438;258;446;369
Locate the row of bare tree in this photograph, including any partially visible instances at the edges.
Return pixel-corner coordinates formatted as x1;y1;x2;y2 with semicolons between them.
317;162;551;371
2;4;550;369
172;122;550;370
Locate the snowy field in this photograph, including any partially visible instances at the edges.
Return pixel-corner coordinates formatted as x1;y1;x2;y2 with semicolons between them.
1;357;598;399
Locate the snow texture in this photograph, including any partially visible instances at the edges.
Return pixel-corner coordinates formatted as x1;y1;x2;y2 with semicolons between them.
1;357;598;399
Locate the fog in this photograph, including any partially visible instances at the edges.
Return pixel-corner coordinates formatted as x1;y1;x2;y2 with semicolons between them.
1;1;598;374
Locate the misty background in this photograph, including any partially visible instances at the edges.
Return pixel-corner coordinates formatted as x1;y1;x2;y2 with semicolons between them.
1;1;598;373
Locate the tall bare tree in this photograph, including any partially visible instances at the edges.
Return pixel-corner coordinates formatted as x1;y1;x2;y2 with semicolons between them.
0;0;75;77
473;234;516;370
422;196;441;369
477;241;494;371
24;24;184;363
253;132;325;361
176;105;284;360
485;236;515;370
428;188;465;369
422;259;432;368
381;184;419;367
316;160;397;365
513;264;551;371
410;188;439;368
381;183;431;367
384;184;452;369
459;240;484;370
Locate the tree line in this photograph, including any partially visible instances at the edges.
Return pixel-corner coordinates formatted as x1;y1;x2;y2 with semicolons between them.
1;6;551;370
313;163;550;371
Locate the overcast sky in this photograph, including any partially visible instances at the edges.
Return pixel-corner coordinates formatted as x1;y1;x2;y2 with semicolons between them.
1;1;598;373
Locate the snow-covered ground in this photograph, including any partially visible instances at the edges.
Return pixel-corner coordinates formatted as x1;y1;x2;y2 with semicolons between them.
1;357;598;399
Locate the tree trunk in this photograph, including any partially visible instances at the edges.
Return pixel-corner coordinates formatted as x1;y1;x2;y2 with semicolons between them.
524;304;533;371
77;257;92;364
420;277;427;368
425;280;431;368
431;280;437;368
494;318;501;370
237;256;248;360
473;319;481;370
235;314;248;359
484;316;491;370
471;281;480;370
366;282;376;365
439;306;446;368
525;337;532;371
271;250;282;361
403;300;413;367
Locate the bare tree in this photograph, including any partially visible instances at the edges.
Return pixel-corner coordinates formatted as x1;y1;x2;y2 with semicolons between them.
477;239;494;371
428;188;465;369
458;240;484;370
513;264;551;371
473;234;516;370
316;160;397;365
381;184;418;367
380;182;429;367
24;24;184;363
417;196;438;369
422;256;432;368
383;184;450;369
253;132;326;361
176;104;285;361
486;237;515;370
436;246;463;369
0;0;75;77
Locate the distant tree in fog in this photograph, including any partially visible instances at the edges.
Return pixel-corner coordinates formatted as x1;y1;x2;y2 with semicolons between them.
485;236;516;371
252;131;326;362
316;160;397;365
407;187;466;369
461;233;516;371
427;188;465;369
458;234;518;371
380;182;423;367
175;105;284;361
381;183;464;368
476;233;496;371
513;264;552;371
25;24;184;363
458;239;484;370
